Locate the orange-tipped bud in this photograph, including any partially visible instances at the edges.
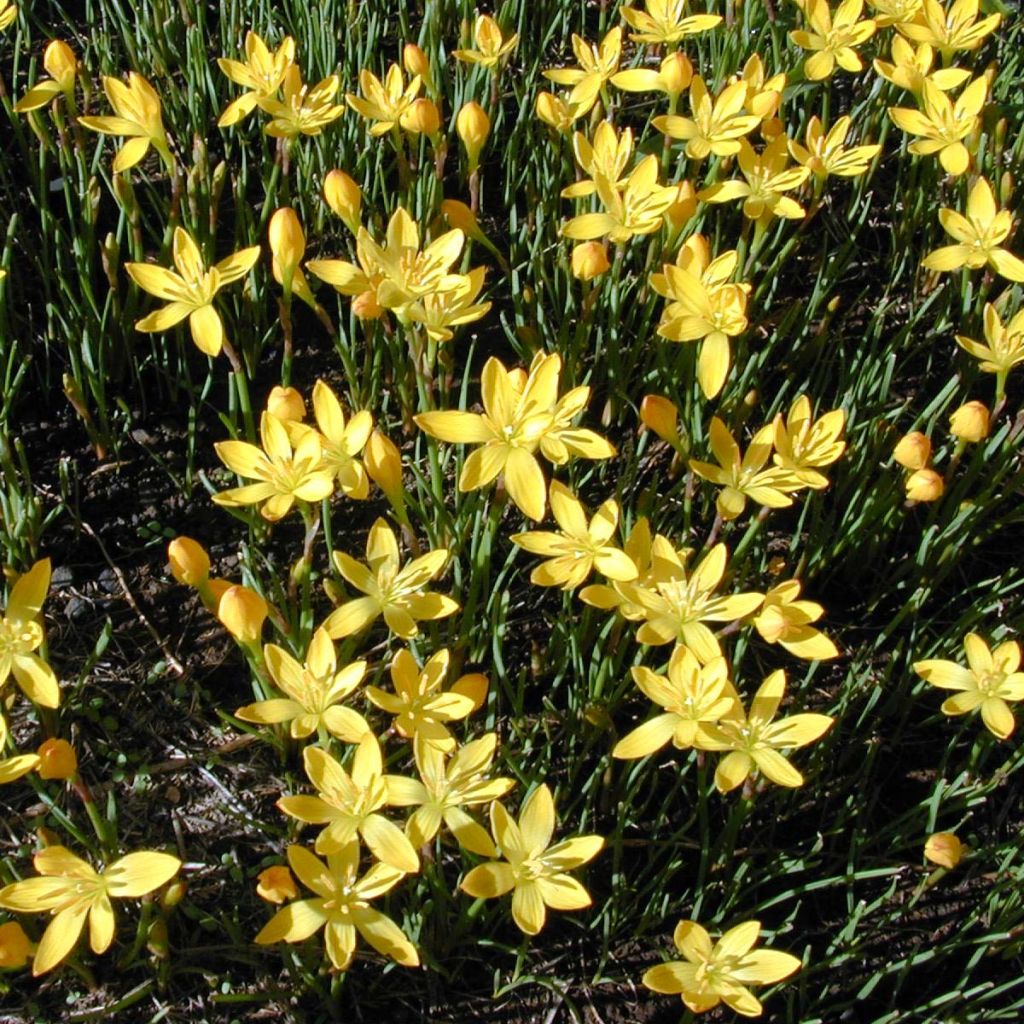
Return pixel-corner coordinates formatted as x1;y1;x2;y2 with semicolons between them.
217;585;268;644
168;537;211;587
893;431;931;471
640;395;680;445
949;401;990;443
268;207;306;295
365;430;404;507
660;52;693;98
267;385;306;422
0;921;31;969
905;468;944;502
257;865;299;904
571;241;610;281
36;738;77;780
402;97;440;135
352;288;384;319
403;43;434;91
924;831;964;869
456;101;490;172
324;169;362;234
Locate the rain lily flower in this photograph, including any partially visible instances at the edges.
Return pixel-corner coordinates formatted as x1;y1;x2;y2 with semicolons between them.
79;72;173;172
654;77;760;161
216;30;295;127
235;627;371;742
414;352;614;521
696;670;835;792
914;634;1024;739
905;467;944;501
868;0;922;26
643;918;802;1016
613;648;739;759
0;846;180;976
393;734;515;856
790;0;876;81
562;122;634;200
125;227;260;357
698;137;809;222
346;64;422;136
897;0;1000;59
323;169;362;234
366;648;485;750
306;227;387;319
888;76;987;176
278;736;420;871
268;207;317;308
580;517;662;621
256;866;298;904
14;40;78;112
452;15;519;69
261;66;344;138
455;101;491;172
924;832;964;869
690;417;804;520
948;400;989;442
460;784;603;935
753;580;839;660
511;482;637;590
771;394;846;487
611;52;694;103
0;559;59;709
254;842;418;970
213;411;335;521
872;37;972;93
543;26;622;113
733;55;787;122
535;91;587;132
920;177;1024;279
323;518;458;639
0;0;15;30
405;266;492;342
956;303;1024;378
620;0;722;44
788;116;881;179
893;430;932;470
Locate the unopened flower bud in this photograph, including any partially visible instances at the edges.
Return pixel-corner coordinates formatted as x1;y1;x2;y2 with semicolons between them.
161;880;187;909
257;866;299;904
640;395;680;444
365;430;404;507
571;241;610;281
268;207;305;296
44;40;78;94
267;385;306;422
324;170;361;234
893;431;931;470
217;585;268;644
36;738;77;780
146;918;170;958
0;921;31;969
924;831;964;869
665;180;697;228
352;288;383;319
167;537;210;587
660;52;693;99
403;43;434;92
905;468;943;502
401;97;440;136
456;101;490;173
949;400;990;443
441;199;486;242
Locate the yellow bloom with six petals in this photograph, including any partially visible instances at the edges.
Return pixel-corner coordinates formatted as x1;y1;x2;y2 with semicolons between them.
452;15;519;69
0;559;59;709
79;72;173;172
216;30;295;127
789;0;876;81
621;0;722;44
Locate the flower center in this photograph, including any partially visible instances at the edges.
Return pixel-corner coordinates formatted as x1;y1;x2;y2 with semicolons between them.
0;618;43;657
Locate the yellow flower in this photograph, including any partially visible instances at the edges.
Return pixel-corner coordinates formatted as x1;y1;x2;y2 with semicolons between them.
79;72;173;172
905;467;944;501
543;26;622;113
696;669;834;791
213;411;335;521
920;177;1024;279
0;845;180;976
654;76;760;160
788;116;881;178
346;64;422;136
571;241;611;281
260;66;344;139
868;0;922;27
872;37;972;93
620;0;722;44
535;91;587;133
956;303;1024;376
216;584;268;644
14;40;78;112
0;921;31;969
460;784;603;935
0;559;59;709
511;482;637;590
306;226;387;319
699;137;809;222
216;30;295;127
562;154;678;244
366;648;485;750
125;227;260;357
406;266;492;342
256;866;298;904
414;352;614;521
888;76;987;176
0;0;15;31
893;430;931;470
897;0;1000;59
924;832;964;869
323;169;362;234
643;918;802;1016
395;734;515;856
690;417;804;520
235;626;371;742
562;122;634;200
611;52;694;102
733;54;787;121
753;580;839;660
580;517;661;621
914;634;1024;740
254;842;418;970
323;518;458;639
626;543;764;658
36;738;77;780
613;648;739;759
452;15;519;70
790;0;876;81
771;394;846;487
948;400;989;442
456;101;491;172
277;735;420;871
